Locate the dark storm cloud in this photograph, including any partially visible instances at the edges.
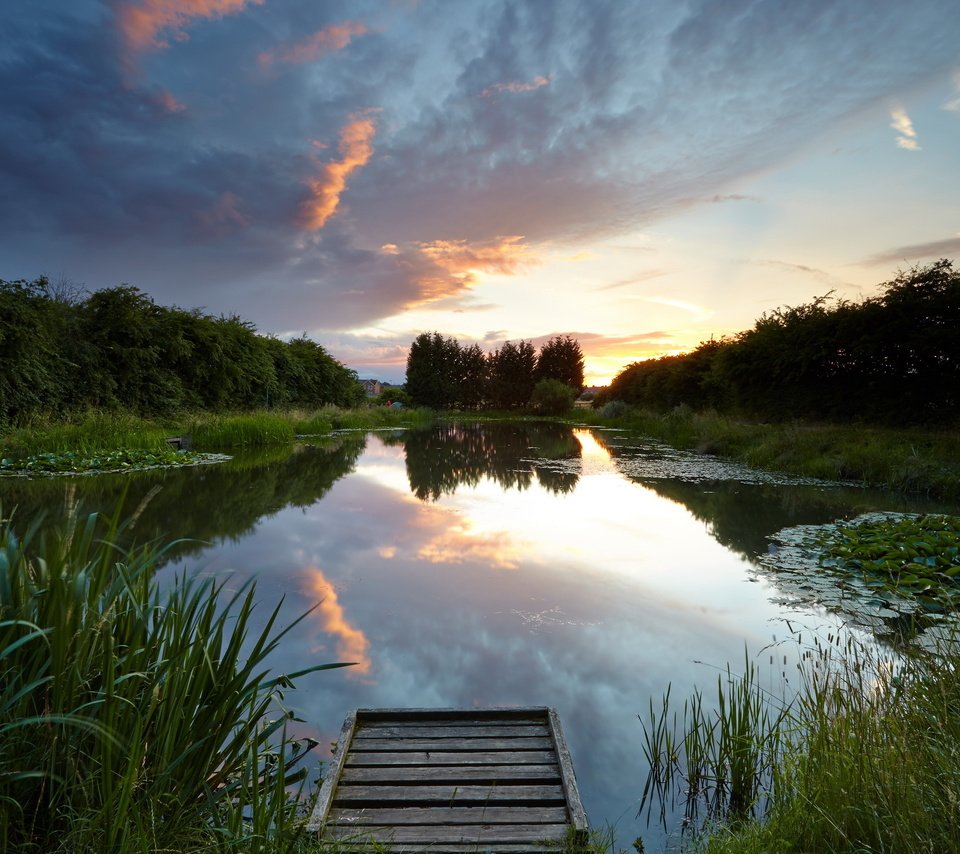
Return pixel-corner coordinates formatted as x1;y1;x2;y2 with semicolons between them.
2;0;959;332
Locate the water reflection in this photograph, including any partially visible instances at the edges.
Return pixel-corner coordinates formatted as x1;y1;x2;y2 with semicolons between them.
4;423;957;852
386;421;581;500
0;434;366;560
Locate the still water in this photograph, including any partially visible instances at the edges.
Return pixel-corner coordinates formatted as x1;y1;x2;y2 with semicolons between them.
2;422;954;851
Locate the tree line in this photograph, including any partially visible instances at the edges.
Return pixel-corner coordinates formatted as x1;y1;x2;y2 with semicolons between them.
0;278;365;424
595;260;960;425
404;333;585;412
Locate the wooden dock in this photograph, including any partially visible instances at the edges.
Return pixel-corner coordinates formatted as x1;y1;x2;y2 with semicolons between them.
308;707;588;852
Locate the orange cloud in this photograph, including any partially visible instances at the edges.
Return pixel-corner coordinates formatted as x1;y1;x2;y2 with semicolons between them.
118;0;263;55
481;75;551;98
412;503;526;570
304;566;372;676
417;235;531;277
299;113;377;231
258;21;368;68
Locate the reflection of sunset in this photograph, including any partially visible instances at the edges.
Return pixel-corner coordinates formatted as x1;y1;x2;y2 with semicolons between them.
413;503;526;570
304;566;372;676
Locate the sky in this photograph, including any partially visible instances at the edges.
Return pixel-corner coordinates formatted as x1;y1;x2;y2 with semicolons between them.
2;0;959;385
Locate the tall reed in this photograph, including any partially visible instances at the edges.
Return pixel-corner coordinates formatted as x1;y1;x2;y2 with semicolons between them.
0;503;349;852
641;629;960;853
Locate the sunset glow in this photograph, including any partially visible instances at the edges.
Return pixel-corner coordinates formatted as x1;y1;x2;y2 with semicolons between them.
3;1;958;384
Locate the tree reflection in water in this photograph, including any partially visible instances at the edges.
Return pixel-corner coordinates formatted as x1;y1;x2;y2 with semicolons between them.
384;421;582;501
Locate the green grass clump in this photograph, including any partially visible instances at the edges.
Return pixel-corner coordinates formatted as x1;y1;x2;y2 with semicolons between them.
187;412;296;449
322;405;435;431
577;404;960;499
1;411;172;457
642;629;960;854
0;505;349;852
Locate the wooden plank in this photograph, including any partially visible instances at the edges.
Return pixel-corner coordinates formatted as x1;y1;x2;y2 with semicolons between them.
548;707;588;837
354;724;549;739
332;784;565;804
344;749;557;766
328;806;569;825
352;846;555;854
325;822;570;843
355;706;550;722
350;736;553;752
339;764;560;784
363;846;556;854
306;709;356;832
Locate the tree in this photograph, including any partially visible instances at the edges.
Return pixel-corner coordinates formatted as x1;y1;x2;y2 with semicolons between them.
405;332;461;408
457;344;488;409
487;340;536;409
536;336;585;393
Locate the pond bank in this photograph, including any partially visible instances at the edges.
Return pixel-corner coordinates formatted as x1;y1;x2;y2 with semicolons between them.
568;406;960;501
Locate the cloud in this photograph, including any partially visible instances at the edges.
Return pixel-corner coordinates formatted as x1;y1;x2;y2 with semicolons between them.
944;70;960;112
117;0;263;55
195;191;250;236
417;235;533;277
299;112;378;231
863;236;960;266
258;21;368;69
754;259;851;288
304;566;372;677
481;74;551;98
889;105;920;150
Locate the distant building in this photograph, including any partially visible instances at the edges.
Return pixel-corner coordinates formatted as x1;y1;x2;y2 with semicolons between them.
359;379;383;397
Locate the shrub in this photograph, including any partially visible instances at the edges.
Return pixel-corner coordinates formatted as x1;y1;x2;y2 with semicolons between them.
529;379;577;415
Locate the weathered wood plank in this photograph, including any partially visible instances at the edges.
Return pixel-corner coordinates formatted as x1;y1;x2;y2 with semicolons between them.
306;709;356;832
354;724;549;739
325;822;570;843
344;749;557;766
339;764;560;784
357;846;554;854
333;784;565;804
328;806;569;825
350;736;553;752
548;707;588;836
355;707;550;721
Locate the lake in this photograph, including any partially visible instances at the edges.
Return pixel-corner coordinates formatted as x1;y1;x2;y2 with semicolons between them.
2;421;954;851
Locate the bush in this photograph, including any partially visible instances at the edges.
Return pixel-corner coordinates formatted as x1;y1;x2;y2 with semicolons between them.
529;379;577;415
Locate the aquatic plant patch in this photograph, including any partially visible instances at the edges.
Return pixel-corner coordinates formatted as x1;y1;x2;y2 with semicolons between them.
0;447;229;476
758;512;960;643
816;514;960;605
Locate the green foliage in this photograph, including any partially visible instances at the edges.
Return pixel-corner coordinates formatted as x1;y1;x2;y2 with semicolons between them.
487;339;536;409
0;447;205;475
815;514;960;608
598;260;960;426
0;505;350;852
188;413;296;449
582;403;960;500
536;335;585;393
643;629;960;854
0;279;363;425
405;332;462;408
644;628;960;854
530;378;577;415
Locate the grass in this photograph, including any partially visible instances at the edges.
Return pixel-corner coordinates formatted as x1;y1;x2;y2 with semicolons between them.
0;502;351;853
0;407;436;461
572;404;960;500
641;627;960;854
